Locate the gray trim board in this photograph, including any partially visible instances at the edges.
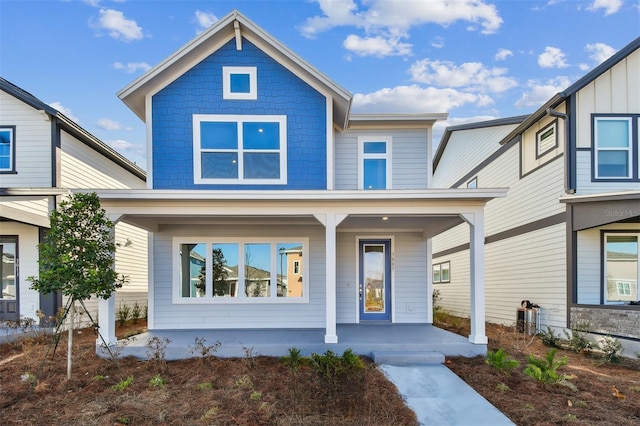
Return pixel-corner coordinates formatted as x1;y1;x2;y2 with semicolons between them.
433;212;566;258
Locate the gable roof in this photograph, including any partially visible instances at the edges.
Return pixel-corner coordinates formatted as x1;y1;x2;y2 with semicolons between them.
118;9;353;130
433;115;528;170
1;77;146;181
497;36;640;146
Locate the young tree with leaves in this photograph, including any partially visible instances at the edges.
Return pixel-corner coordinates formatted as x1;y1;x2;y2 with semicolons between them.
28;192;127;379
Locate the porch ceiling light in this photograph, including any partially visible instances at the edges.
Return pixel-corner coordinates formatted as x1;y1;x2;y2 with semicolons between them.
382;216;389;221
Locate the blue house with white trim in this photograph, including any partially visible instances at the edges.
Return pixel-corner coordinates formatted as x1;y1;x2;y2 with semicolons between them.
95;10;506;352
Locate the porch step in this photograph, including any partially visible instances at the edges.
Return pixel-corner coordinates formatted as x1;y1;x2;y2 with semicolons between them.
371;351;445;366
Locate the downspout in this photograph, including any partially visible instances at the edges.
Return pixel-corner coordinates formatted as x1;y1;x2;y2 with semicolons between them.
546;107;575;194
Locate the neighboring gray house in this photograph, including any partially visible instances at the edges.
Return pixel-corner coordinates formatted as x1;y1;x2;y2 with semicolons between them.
432;37;640;353
0;77;148;323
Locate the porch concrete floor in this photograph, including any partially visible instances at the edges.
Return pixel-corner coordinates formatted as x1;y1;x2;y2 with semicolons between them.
108;324;486;360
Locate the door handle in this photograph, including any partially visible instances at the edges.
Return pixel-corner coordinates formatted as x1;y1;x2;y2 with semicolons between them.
359;283;363;300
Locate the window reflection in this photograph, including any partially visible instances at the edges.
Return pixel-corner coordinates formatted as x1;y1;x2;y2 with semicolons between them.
278;244;303;297
179;243;206;297
245;243;271;297
213;243;237;297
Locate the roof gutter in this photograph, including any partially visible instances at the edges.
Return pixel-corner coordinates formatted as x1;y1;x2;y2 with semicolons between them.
546;106;574;195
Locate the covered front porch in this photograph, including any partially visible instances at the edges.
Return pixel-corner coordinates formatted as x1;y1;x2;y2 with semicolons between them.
105;323;485;361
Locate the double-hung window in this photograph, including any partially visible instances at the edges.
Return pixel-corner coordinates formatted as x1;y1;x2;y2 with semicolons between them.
0;126;15;173
593;116;634;179
194;114;287;184
358;136;391;190
603;233;638;304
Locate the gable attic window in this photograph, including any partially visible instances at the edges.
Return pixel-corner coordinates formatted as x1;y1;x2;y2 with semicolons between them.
536;121;557;158
223;66;257;100
593;116;634;179
193;114;287;185
0;126;15;173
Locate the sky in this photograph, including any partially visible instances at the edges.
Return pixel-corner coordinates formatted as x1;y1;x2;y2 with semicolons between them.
1;0;639;170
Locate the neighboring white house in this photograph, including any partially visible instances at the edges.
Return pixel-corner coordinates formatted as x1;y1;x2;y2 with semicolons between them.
0;77;148;324
432;37;640;351
93;9;507;348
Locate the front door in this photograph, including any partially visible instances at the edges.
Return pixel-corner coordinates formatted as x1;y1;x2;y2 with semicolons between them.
359;239;391;321
0;237;19;321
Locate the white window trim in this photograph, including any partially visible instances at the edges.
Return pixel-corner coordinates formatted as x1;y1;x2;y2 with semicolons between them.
172;237;309;304
357;136;392;190
222;66;257;100
594;117;633;179
0;127;15;172
193;114;287;185
433;263;441;284
603;232;639;305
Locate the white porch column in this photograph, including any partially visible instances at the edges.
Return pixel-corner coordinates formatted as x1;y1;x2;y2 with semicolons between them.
462;210;487;344
97;296;117;346
314;213;347;344
426;237;433;323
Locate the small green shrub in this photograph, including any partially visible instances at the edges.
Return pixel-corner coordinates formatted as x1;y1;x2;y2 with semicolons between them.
93;374;107;381
143;304;148;320
190;337;221;362
563;322;593;354
596;336;624;364
538;326;562;348
131;302;141;323
149;373;167;387
524;349;576;391
198;382;213;390
112;376;134;391
310;348;364;385
485;348;520;375
282;347;306;371
496;382;510;392
116;302;131;327
146;336;171;371
250;390;262;401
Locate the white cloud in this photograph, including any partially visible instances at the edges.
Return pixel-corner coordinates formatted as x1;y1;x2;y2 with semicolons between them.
585;42;616;64
299;0;503;57
106;139;147;167
90;9;143;42
113;61;151;74
431;36;445;49
343;34;412;57
587;0;623;15
409;59;518;93
195;10;218;32
97;118;124;131
515;76;572;108
537;46;569;68
351;85;493;113
494;48;513;61
49;102;81;123
433;115;498;146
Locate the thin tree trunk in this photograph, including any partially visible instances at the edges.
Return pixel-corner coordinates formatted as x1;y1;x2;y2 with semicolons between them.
67;300;74;380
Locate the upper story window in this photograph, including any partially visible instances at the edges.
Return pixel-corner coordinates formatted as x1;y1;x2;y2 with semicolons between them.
0;126;15;173
193;114;287;185
593;116;636;179
536;121;557;158
358;136;392;190
223;66;257;100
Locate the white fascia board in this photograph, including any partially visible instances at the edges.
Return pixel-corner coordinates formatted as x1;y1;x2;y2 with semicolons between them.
559;191;640;204
347;113;449;130
90;188;507;202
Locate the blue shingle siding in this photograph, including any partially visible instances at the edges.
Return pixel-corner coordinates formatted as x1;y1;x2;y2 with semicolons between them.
152;38;327;189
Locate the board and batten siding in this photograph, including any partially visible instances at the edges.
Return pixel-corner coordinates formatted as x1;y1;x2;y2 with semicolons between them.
0;91;52;187
150;225;326;330
334;130;429;190
574;48;640;149
432;123;520;189
336;232;429;324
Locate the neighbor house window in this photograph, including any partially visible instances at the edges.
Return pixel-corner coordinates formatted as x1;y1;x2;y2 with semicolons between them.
536;121;557;158
174;238;307;303
193;114;287;184
604;233;638;304
358;136;392;189
433;261;450;284
467;177;477;189
0;126;15;173
222;66;257;100
593;117;633;179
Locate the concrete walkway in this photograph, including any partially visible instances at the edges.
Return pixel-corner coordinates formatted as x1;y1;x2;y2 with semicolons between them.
380;364;514;426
